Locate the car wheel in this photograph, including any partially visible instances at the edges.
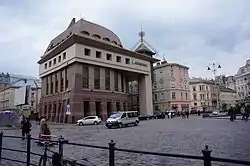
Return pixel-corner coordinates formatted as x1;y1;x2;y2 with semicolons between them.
118;123;123;128
134;121;139;126
79;122;83;126
93;121;98;125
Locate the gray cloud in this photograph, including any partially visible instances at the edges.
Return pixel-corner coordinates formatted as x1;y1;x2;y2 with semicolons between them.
0;0;250;79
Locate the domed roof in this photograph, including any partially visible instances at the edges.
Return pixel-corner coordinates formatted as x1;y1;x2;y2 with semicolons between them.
44;18;123;54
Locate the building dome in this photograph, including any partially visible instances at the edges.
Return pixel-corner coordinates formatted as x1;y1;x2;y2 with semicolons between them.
45;18;123;54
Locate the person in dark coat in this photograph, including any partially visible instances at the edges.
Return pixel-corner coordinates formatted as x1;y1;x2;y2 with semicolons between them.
21;118;32;140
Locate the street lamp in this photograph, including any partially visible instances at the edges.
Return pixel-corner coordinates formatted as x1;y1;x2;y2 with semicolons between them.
207;63;221;110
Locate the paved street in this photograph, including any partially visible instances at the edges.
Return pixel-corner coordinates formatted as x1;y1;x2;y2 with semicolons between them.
1;116;250;166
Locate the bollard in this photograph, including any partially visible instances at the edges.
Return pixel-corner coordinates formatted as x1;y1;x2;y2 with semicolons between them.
202;145;212;166
109;140;116;166
58;136;68;157
26;134;31;166
0;132;3;160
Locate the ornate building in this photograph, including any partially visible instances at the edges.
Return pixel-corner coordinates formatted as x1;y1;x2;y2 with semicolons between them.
235;60;250;103
153;62;190;112
38;18;159;123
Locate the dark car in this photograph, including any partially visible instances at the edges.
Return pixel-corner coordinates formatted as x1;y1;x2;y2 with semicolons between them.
139;114;153;121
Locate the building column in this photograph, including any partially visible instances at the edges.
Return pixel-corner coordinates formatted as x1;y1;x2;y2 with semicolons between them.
118;72;122;92
139;74;153;115
89;67;94;90
89;101;96;115
101;102;107;120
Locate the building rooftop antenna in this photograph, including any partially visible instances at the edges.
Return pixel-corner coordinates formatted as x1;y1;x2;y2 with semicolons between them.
138;24;145;43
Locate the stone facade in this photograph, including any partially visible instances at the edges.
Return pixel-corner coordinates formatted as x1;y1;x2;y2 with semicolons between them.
189;78;218;111
38;18;159;123
235;59;250;102
153;61;190;112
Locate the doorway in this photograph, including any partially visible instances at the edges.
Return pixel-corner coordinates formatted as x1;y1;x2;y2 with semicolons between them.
83;101;90;117
107;102;112;117
95;102;101;117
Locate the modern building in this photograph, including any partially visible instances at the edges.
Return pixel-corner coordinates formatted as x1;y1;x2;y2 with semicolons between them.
153;61;190;112
0;79;41;115
37;18;159;123
219;86;237;109
189;78;218;111
235;59;250;102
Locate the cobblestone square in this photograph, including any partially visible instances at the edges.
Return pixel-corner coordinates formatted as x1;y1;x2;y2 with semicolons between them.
1;116;250;166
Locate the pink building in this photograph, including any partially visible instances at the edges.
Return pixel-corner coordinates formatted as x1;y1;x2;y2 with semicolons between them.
153;61;191;112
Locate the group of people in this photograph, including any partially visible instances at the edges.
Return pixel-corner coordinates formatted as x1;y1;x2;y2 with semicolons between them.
228;104;250;121
20;115;51;141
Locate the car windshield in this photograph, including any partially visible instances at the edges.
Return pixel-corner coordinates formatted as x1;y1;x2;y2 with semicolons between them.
109;113;122;119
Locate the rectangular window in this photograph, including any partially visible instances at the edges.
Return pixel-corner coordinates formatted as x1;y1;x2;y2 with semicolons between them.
181;92;183;99
53;58;56;65
116;56;121;62
94;67;100;89
46;77;48;95
60;71;64;92
125;58;130;64
106;53;112;60
193;94;197;100
96;51;101;58
105;68;110;90
185;93;188;100
193;86;196;91
84;48;90;56
44;63;47;69
161;93;164;100
49;61;52;67
154;94;158;100
121;73;124;92
65;68;68;90
114;70;118;91
171;92;176;99
55;73;58;93
82;65;89;88
63;52;66;59
58;56;61;62
50;75;53;94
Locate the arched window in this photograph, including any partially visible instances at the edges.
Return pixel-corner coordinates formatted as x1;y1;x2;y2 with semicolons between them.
81;31;89;35
92;34;101;39
103;37;110;42
112;41;118;45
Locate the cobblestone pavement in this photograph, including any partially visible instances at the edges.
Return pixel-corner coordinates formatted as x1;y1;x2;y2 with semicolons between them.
1;116;250;166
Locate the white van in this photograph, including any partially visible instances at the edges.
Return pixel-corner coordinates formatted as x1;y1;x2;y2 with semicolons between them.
105;111;139;129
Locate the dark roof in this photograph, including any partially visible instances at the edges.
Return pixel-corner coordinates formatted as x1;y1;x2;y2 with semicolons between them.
38;34;160;64
154;62;189;70
189;79;216;85
219;87;236;93
135;42;155;56
43;18;123;55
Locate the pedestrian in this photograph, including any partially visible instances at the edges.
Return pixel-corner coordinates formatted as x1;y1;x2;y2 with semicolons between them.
198;110;201;116
21;118;32;140
36;116;40;125
182;111;186;119
186;110;189;119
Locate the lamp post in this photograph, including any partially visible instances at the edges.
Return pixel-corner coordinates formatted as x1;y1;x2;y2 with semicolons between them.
207;63;221;110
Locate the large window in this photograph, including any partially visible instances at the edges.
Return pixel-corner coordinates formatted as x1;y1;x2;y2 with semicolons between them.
65;68;68;90
46;77;48;95
82;65;89;88
55;73;58;93
94;67;100;89
60;71;64;92
121;73;124;92
171;92;176;99
105;68;110;90
114;70;118;91
50;75;53;94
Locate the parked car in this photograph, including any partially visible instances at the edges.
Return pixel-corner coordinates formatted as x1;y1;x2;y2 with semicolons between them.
106;111;139;129
212;111;219;115
77;116;101;126
139;114;153;120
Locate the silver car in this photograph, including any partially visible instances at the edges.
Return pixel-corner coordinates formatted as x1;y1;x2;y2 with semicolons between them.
105;111;139;129
77;116;101;126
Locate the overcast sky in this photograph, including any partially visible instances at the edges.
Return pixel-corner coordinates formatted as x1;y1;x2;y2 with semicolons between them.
0;0;250;79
